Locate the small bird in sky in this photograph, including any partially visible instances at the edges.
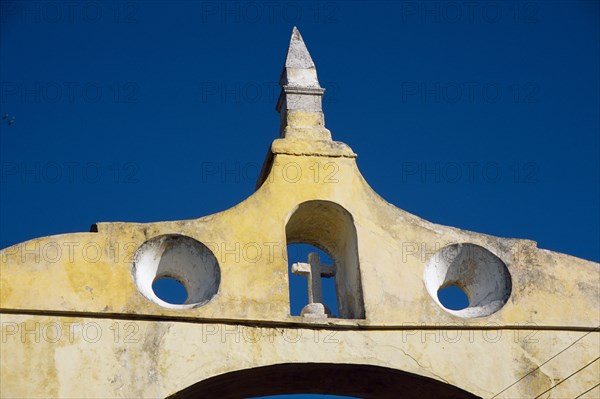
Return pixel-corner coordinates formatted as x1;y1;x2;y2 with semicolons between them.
2;114;15;126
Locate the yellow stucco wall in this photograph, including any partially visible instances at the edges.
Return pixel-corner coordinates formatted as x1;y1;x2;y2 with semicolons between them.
1;27;599;398
1;147;598;398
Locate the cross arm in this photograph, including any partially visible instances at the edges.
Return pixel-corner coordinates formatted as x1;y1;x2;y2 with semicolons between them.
319;263;336;277
292;262;310;276
292;261;335;277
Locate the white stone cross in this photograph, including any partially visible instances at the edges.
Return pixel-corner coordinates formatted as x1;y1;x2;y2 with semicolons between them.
292;252;336;305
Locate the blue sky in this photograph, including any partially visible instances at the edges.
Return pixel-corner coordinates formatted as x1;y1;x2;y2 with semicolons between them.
1;1;598;398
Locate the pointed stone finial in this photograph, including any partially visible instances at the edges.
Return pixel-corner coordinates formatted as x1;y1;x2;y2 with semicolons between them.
257;27;356;189
285;27;316;71
276;27;331;140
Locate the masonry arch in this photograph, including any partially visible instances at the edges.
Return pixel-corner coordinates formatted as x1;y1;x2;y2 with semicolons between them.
285;200;365;319
168;363;480;398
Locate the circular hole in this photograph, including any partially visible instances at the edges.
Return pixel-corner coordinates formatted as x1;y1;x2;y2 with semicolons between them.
152;277;188;305
424;243;511;318
437;285;469;310
132;235;220;309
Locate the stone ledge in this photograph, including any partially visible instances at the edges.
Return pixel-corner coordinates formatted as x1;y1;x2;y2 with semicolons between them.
271;137;357;158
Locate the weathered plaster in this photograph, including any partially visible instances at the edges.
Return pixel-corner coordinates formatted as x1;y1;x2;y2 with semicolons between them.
1;27;598;398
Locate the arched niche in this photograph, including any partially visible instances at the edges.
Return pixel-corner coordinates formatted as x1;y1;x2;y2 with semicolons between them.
167;363;480;398
285;200;365;319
